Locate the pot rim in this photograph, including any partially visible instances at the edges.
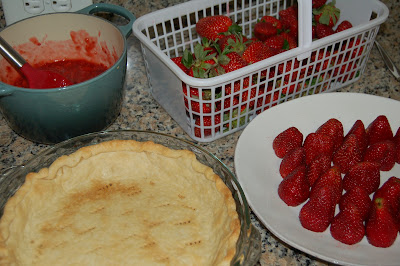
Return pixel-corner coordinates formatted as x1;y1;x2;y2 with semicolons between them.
0;5;134;94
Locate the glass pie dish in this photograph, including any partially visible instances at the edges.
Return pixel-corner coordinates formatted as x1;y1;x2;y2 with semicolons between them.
0;130;261;265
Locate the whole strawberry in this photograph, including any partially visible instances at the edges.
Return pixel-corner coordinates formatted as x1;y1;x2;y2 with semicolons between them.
316;118;344;151
335;20;353;33
310;165;343;204
345;119;368;156
363;140;396;171
343;161;381;195
218;51;248;73
306;153;331;186
303;132;335;165
280;146;305;178
339;187;372;221
393;127;400;164
299;186;336;232
254;21;278;42
242;41;274;64
312;0;327;9
196;15;233;41
373;176;400;217
278;165;310;206
333;134;363;174
330;203;365;245
366;197;398;248
315;23;334;39
273;127;303;158
194;114;221;138
366;115;393;146
313;0;340;28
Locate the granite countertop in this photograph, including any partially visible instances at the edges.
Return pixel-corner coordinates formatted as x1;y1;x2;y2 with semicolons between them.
0;0;399;265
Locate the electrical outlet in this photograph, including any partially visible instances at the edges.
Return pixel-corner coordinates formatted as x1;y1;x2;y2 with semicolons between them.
1;0;93;26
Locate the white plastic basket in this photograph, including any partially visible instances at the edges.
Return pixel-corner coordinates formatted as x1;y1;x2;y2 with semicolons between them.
132;0;389;142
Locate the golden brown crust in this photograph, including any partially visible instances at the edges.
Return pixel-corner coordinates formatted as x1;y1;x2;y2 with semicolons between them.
0;140;239;265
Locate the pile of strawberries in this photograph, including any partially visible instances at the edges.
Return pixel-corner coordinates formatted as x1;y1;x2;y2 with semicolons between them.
273;115;400;247
171;0;364;138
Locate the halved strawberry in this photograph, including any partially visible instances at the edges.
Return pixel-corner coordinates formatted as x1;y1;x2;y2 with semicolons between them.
316;118;344;152
280;146;305;178
363;140;396;171
273;127;304;158
345;119;368;156
394;127;400;164
366;115;393;146
339;187;372;221
299;186;336;232
303;132;335;165
310;165;343;204
343;161;381;195
366;197;398;248
333;134;363;174
306;153;331;186
330;202;365;245
278;165;310;206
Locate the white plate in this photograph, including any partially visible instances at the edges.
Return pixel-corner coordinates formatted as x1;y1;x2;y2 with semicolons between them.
235;92;400;266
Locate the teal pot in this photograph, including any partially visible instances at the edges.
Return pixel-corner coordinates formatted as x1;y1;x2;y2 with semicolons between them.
0;4;135;144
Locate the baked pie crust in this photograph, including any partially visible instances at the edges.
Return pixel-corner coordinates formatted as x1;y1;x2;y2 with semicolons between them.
0;140;240;265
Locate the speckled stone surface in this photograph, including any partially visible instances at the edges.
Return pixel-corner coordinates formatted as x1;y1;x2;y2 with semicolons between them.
0;0;399;265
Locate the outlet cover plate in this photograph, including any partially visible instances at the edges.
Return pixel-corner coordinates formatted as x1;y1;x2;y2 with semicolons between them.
2;0;93;26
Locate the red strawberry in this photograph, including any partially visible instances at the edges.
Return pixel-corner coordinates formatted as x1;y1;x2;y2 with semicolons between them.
280;146;305;178
260;16;283;29
254;21;278;41
366;197;398;248
218;33;249;54
366;115;393;146
194;114;221;138
309;50;332;73
315;23;334;39
373;176;400;217
280;32;298;50
343;162;381;195
363;140;396;171
303;132;335;165
335;20;353;33
333;134;363;174
310;165;343;204
279;6;298;29
344;38;365;59
264;35;285;50
312;0;327;9
313;1;340;28
196;15;233;41
394;127;400;164
218;52;248;73
345;119;368;155
242;41;274;64
273;127;304;158
299;186;336;232
278;165;310;206
306;153;331;186
330;203;365;245
277;58;300;82
171;56;189;74
339;187;372;221
316;118;344;151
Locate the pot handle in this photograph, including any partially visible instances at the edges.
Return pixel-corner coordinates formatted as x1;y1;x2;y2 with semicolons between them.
77;3;136;38
0;86;15;97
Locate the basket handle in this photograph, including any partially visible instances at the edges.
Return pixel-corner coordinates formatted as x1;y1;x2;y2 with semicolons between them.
296;0;313;60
